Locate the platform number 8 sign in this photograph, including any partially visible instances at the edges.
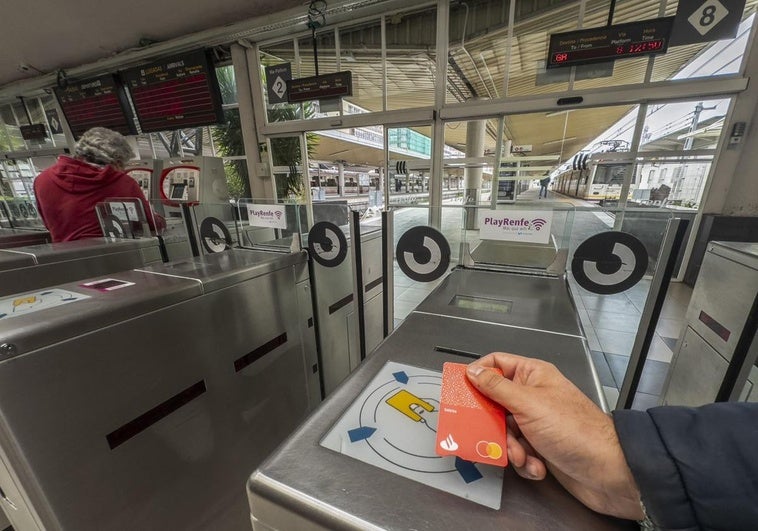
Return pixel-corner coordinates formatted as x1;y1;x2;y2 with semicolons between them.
670;0;745;46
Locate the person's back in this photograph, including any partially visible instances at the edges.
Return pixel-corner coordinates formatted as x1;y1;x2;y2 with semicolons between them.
539;176;550;198
34;156;150;242
33;127;162;242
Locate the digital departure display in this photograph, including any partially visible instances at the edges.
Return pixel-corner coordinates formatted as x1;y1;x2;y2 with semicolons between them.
54;74;137;139
122;50;224;133
547;17;674;69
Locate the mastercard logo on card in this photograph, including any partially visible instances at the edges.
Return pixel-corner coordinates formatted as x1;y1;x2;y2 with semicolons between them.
435;362;508;467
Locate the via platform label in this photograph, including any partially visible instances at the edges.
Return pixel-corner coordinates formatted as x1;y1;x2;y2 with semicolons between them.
478;210;553;244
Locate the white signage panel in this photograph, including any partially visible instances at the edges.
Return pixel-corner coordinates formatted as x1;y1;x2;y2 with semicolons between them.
477;210;553;245
247;204;288;229
109;202;140;222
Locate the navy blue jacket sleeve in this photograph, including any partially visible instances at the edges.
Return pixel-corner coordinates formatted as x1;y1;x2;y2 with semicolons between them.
613;403;758;531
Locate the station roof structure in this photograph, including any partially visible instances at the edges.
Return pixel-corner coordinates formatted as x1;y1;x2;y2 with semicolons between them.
1;0;755;171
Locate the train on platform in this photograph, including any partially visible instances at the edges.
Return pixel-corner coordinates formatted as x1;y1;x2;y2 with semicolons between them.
553;141;634;204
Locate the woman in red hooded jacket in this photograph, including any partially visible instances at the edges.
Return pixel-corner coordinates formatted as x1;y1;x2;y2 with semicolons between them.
34;127;164;242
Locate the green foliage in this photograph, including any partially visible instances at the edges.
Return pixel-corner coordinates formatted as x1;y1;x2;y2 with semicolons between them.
211;63;320;200
211;66;249;199
267;102;319;199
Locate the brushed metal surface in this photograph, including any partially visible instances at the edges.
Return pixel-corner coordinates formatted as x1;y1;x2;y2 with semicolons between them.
0;229;50;249
311;229;384;396
0;269;202;357
0;238;163;297
247;311;630;531
416;269;583;336
663;327;729;406
138;249;307;293
686;242;758;359
0;253;314;530
0;250;35;270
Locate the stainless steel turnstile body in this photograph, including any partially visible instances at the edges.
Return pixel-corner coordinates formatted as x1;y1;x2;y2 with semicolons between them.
0;250;317;530
0;237;162;297
311;226;384;396
247;269;626;531
0;228;50;249
663;241;758;405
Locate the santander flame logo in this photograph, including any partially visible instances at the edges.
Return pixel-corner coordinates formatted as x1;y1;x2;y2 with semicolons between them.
439;434;459;451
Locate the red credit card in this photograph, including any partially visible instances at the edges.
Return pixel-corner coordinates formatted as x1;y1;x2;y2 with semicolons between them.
435;362;508;467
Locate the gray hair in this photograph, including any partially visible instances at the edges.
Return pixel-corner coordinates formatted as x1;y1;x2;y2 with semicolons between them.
74;127;135;166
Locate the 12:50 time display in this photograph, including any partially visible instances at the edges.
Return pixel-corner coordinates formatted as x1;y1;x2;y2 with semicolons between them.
551;38;666;66
618;39;664;54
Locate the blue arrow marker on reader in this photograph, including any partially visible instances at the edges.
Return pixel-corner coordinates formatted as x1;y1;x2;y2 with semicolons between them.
348;426;377;442
392;371;409;384
455;457;483;483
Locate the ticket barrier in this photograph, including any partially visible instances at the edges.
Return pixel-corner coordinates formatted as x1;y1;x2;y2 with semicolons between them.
1;198;43;230
662;241;758;405
306;215;385;397
0;198;50;248
0;249;317;530
0;237;162;297
246;268;629;530
245;204;644;530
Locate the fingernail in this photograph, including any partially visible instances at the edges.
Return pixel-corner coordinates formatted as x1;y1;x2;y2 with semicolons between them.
526;462;540;479
466;365;484;377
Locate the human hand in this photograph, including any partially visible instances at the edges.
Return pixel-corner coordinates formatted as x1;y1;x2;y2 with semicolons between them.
466;352;643;521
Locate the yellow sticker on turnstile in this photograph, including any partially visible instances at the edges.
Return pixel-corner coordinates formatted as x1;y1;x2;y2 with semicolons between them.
386;390;435;422
12;295;36;308
0;289;89;321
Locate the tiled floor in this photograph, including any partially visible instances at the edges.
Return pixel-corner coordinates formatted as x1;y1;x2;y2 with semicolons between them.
570;276;692;410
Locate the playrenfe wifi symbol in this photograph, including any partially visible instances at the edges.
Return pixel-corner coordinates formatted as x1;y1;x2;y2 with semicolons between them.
531;218;547;230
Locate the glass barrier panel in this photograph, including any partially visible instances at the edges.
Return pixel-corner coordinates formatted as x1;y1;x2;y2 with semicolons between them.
459;202;575;273
566;207;677;409
236;198;303;250
187;202;238;255
148;198;192;261
1;197;45;229
95;199;149;239
389;204;460;322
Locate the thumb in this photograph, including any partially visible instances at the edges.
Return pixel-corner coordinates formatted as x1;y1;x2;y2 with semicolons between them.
466;364;523;412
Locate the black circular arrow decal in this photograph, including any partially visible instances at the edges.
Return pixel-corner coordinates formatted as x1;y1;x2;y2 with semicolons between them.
571;231;648;295
200;217;232;253
396;226;451;282
102;215;128;239
308;221;348;267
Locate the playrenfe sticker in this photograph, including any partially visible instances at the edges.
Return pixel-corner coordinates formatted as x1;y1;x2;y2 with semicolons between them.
246;204;287;229
478;209;553;244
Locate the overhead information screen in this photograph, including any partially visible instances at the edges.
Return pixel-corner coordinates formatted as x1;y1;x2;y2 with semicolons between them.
122;50;224;132
547;17;674;69
287;71;353;103
54;74;137;139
